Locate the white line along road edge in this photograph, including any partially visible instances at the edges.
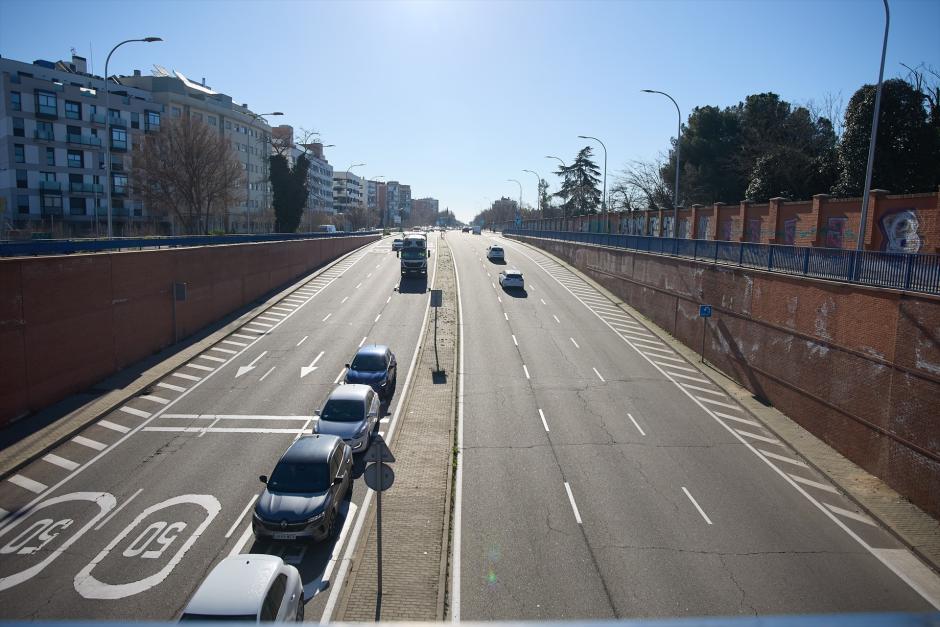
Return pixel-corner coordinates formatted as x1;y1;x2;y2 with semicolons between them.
449;236;465;623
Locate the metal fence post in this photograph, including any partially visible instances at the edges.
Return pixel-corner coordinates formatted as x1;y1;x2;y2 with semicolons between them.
768;246;775;271
738;242;744;267
802;247;811;276
904;253;915;291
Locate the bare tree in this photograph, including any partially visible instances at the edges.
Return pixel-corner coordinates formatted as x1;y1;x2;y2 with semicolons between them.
612;157;673;211
132;117;244;234
806;91;846;138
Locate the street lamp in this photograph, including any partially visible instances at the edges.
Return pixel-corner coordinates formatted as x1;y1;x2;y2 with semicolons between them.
642;89;682;237
545;155;566;168
577;135;607;215
507;178;522;231
857;0;890;251
244;111;282;233
104;36;162;239
522;169;542;215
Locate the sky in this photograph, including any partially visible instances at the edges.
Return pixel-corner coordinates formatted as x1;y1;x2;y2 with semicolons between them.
2;0;938;223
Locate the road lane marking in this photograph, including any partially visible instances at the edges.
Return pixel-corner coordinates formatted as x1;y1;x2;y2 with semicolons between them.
233;333;258;341
734;429;780;444
259;366;276;382
668;372;710;384
334;367;347;384
625;337;665;347
530;284;536;290
627;413;646;436
359;336;368;348
503;312;508;321
161;414;312;421
386;295;392;304
593;367;605;382
682;487;713;524
186;363;214;372
497;296;502;303
250;322;274;328
257;316;282;322
540;298;547;305
553;314;560;323
93;488;143;531
375;313;382;322
223;339;248;347
229;525;254;557
226;495;259;539
99;419;131;433
171;372;201;382
695;396;739;410
355;282;362;289
322;313;332;322
758;448;808;468
157;382;186;392
210;347;238;354
43;453;79;471
9;474;47;493
306;502;359;598
570;337;580;349
788;473;840;494
119;406;150;419
654;361;698;372
681;383;726;396
491;282;496;289
143;426;307;434
639;345;674;355
270;307;293;314
823;502;877;526
197;354;226;363
297;335;308;347
512;334;518;346
538;408;549;432
715;411;762;428
245;326;269;334
523;365;530;379
564;482;583;524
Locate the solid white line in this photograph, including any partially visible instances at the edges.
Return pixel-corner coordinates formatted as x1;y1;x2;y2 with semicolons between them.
99;419;130;433
186;363;214;372
259;366;276;382
140;394;170;405
523;364;530;379
143;426;307;434
161;414;312;421
497;296;502;303
156;382;186;393
734;429;781;444
512;334;518;346
43;453;79;471
358;336;368;348
226;495;259;538
696;396;739;410
538;408;550;432
198;354;226;363
715;411;762;428
93;488;143;530
823;502;877;526
564;482;583;524
119;406;150;419
681;383;726;396
682;486;713;524
322;313;332;322
570;337;580;349
223;339;248;347
758;448;809;468
9;474;47;493
375;313;382;322
296;335;308;347
788;473;840;494
593;367;605;382
229;525;254;557
171;372;201;382
553;315;560;323
334;367;347;384
627;413;646;436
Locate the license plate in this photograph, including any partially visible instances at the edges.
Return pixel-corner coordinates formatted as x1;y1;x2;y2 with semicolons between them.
273;532;297;540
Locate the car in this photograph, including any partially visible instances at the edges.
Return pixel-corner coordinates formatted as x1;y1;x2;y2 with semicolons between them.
314;384;381;453
486;246;505;261
253;434;352;542
392;238;403;251
499;269;524;289
179;554;304;622
344;344;397;400
462;227;470;233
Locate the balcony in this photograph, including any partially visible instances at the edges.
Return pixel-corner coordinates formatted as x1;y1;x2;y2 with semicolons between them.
67;133;102;147
41;206;64;217
110;160;125;172
91;113;107;125
69;182;104;194
112;185;128;196
111;206;130;217
144;121;160;133
34;129;56;142
39;180;62;193
108;115;127;128
110;140;128;152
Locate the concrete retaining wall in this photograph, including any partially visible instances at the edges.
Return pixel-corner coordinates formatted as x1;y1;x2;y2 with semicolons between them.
510;235;940;519
0;235;378;425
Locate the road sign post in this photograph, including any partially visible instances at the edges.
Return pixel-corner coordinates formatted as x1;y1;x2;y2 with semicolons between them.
699;304;712;363
430;289;443;373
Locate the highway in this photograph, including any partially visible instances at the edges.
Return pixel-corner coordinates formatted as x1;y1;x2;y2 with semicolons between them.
0;235;435;621
450;232;939;619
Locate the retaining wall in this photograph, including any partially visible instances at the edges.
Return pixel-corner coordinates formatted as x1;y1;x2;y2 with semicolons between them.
0;235;378;426
510;234;940;519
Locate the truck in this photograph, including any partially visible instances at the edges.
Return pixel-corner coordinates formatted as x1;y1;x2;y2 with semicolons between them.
400;233;429;277
472;225;482;235
317;224;337;233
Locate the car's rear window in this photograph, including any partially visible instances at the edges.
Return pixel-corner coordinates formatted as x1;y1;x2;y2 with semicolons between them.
321;398;366;422
269;461;330;493
491;247;503;252
507;273;522;279
351;353;386;371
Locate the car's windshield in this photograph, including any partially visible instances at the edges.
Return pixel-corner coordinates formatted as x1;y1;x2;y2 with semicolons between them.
401;249;426;260
320;398;365;422
351;353;386;371
268;461;330;493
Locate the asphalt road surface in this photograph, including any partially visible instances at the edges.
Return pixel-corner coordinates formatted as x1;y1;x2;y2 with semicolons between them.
450;232;940;620
0;235;436;621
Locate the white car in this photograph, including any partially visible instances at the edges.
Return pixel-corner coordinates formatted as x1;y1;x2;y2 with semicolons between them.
486;246;505;262
392;238;403;251
498;269;524;289
180;554;304;622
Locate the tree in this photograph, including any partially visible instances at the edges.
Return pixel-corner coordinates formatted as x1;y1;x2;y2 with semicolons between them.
833;78;940;196
131;116;243;234
554;147;602;215
613;157;673;211
269;152;309;232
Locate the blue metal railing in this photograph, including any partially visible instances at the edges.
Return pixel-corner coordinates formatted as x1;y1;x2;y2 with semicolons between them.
504;229;940;295
0;231;381;258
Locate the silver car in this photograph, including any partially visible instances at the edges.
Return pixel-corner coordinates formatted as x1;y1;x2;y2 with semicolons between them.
180;554;304;622
313;384;380;453
499;268;524;289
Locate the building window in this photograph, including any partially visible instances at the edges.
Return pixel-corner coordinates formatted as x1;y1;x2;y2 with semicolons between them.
13;117;25;137
131;111;140;129
171;106;181;118
10;91;22;111
146;110;160;130
69;196;87;215
17;194;30;214
46;147;56;166
225;120;232;130
14;144;25;163
208;115;217;126
67;149;84;169
193;112;203;122
40;171;56;182
65;100;81;120
36;90;57;116
42;195;63;211
16;169;28;189
111;127;127;150
112;173;128;195
36;120;54;141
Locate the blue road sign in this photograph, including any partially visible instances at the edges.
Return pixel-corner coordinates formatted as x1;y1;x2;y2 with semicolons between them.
699;305;712;318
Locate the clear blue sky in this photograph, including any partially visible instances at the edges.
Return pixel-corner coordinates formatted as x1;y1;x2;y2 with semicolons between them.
2;0;938;222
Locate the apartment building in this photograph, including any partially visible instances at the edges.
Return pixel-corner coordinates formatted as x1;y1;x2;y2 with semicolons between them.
385;180;412;225
0;54;160;236
332;171;363;215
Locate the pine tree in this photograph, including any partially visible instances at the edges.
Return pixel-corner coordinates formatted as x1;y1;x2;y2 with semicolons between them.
554;147;602;215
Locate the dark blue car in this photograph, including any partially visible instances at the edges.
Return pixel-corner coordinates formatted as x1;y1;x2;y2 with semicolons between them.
344;345;397;401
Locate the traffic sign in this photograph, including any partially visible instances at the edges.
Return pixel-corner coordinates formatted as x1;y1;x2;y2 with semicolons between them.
699;305;712;318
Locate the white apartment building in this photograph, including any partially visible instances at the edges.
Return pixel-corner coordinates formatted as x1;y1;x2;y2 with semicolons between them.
332;171;363;215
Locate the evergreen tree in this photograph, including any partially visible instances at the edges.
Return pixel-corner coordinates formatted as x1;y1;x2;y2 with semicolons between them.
554;147;602;215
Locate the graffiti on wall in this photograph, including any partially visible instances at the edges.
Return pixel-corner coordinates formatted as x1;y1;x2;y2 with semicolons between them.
879;209;922;253
826;217;847;248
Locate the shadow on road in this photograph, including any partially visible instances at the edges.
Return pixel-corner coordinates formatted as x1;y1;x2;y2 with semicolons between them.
502;287;528;298
397;276;428;294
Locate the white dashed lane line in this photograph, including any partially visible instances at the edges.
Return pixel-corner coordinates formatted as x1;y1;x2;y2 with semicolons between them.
564;482;583;524
682;487;713;525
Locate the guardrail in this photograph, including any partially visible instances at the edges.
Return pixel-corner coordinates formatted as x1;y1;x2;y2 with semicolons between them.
505;229;940;295
0;231;381;258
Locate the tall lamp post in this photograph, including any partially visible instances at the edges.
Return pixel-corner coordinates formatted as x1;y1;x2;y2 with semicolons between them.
507;178;523;232
104;36;162;239
857;0;890;251
642;89;682;237
522;169;542;217
245;111;283;233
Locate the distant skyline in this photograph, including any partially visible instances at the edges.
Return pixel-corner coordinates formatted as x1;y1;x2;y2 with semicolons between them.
2;0;938;222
